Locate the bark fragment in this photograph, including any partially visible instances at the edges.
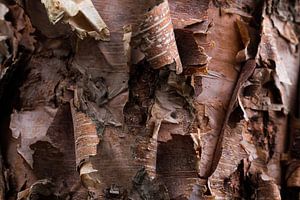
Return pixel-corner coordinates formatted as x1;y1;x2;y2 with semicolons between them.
41;0;109;40
0;2;34;78
17;179;56;200
25;0;71;38
0;3;10;64
70;102;101;190
132;0;182;73
9;106;58;168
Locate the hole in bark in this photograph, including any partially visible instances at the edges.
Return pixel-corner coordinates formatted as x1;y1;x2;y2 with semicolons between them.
243;85;258;97
228;106;244;128
170;112;177;119
263;81;282;104
156;134;198;199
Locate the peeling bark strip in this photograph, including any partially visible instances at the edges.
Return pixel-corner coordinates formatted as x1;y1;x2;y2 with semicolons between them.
133;0;182;73
41;0;109;40
70;102;99;167
70;102;101;188
210;59;256;176
144;138;158;179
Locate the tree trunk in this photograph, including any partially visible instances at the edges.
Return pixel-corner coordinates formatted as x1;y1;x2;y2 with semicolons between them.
0;0;299;199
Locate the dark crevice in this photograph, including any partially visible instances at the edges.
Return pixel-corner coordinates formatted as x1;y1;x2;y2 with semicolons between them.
263;81;283;104
242;173;256;200
228;106;244;128
0;53;31;152
124;60;159;135
0;52;32;198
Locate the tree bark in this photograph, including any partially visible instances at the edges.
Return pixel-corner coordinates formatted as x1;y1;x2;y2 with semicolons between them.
0;0;299;199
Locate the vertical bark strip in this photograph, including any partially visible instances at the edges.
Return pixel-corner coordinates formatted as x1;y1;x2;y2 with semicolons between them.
70;101;101;189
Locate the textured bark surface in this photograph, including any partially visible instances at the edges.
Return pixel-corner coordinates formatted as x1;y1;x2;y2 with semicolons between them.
0;0;300;199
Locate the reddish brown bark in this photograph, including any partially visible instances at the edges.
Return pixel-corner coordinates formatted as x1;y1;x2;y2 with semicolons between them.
0;0;299;199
